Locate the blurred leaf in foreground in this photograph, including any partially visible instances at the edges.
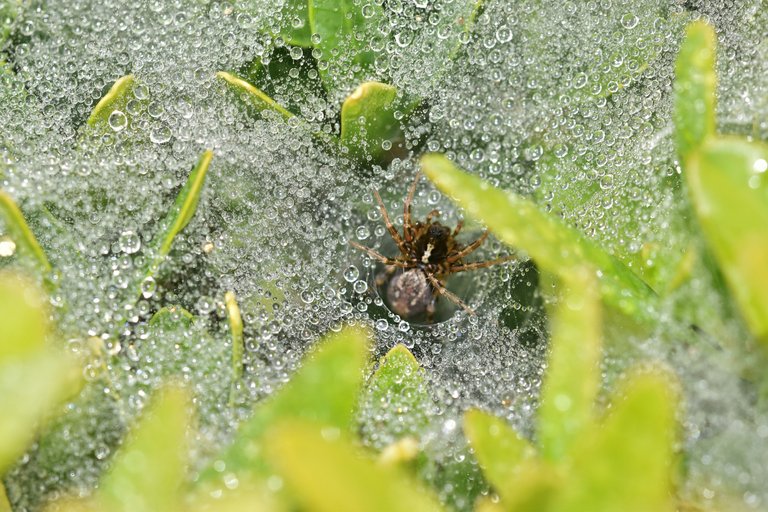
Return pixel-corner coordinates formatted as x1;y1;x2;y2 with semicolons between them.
686;137;768;344
420;153;655;321
196;325;371;486
0;272;82;474
675;21;716;164
265;421;444;512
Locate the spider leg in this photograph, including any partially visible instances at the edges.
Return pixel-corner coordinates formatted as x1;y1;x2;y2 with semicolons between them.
403;171;422;243
448;254;517;273
452;219;463;237
425;209;441;224
425;273;475;315
349;241;414;268
373;189;408;251
446;231;489;263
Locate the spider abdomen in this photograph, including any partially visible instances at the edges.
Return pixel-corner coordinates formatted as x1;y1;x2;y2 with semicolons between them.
386;269;433;318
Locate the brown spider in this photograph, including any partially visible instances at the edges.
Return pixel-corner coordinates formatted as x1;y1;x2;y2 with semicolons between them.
350;172;515;321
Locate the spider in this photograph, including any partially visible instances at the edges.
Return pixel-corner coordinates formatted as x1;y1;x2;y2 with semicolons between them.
350;172;515;321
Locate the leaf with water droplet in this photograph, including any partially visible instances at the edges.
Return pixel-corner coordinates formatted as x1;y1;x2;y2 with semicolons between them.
217;71;294;120
85;74;136;132
264;421;445;512
340;82;402;164
361;344;431;448
225;291;244;405
675;21;717;163
420;153;655;321
308;0;383;94
195;325;371;486
0;191;52;276
686;137;768;345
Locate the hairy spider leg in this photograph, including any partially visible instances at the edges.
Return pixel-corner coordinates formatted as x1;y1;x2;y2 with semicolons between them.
349;241;415;268
446;231;489;263
425;273;475;315
403;171;422;242
373;189;408;254
448;254;517;273
425;209;441;224
452;219;464;237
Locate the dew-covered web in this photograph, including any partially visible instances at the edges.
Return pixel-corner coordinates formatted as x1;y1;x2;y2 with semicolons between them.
0;0;767;510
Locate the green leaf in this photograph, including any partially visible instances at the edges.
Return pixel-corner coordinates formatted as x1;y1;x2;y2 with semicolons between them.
95;385;191;512
686;137;768;343
264;421;445;512
538;269;602;461
420;153;655;320
361;344;431;448
149;305;194;330
0;190;52;274
0;0;21;47
556;372;678;512
308;0;383;93
143;149;212;284
217;71;294;120
463;409;535;498
674;21;717;163
0;272;47;359
86;74;136;130
196;325;371;484
340;82;400;163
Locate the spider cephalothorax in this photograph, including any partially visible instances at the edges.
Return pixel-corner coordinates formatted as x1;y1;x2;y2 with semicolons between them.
350;172;515;321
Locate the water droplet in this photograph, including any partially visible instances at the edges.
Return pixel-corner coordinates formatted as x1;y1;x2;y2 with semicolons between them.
108;110;127;132
620;13;638;29
343;265;360;282
140;276;157;299
118;230;141;254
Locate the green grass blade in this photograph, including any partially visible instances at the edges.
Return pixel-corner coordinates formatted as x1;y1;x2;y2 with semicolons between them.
674;21;717;163
538;269;602;461
557;372;678;512
217;71;294;120
265;421;445;512
686;137;768;343
362;344;431;446
340;82;399;163
150;149;213;271
0;191;52;274
463;409;535;498
420;153;655;319
96;385;191;512
196;325;371;485
86;74;136;129
225;291;244;405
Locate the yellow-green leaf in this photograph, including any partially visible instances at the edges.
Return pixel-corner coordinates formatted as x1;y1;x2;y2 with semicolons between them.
196;325;371;485
265;421;444;512
674;21;717;163
96;385;191;512
226;291;244;405
556;372;678;512
86;75;136;129
340;82;399;162
538;268;602;461
0;271;47;359
362;344;431;447
0;191;52;274
463;408;534;498
686;137;768;343
420;153;655;320
217;71;294;120
0;352;83;474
